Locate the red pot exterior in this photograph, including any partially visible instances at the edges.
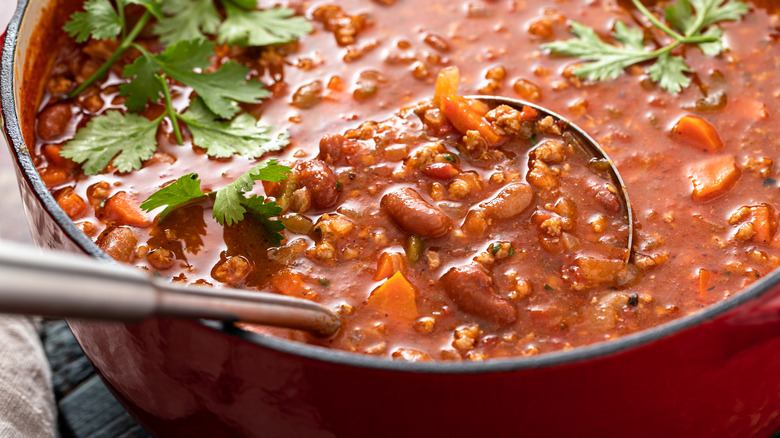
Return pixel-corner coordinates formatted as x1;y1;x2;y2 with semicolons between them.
6;1;780;437
12;173;780;437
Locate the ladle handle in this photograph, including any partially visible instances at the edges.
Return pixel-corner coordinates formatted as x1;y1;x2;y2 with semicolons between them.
0;241;340;336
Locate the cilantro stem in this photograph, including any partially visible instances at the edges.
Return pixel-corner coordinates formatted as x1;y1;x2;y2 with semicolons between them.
157;73;184;145
117;0;127;40
68;10;152;98
631;0;717;44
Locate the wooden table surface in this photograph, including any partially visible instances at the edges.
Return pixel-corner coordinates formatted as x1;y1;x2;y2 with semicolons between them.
1;3;150;437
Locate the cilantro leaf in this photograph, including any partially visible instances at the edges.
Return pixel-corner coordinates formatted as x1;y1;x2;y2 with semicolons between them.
221;0;258;10
218;3;313;47
179;98;289;158
126;0;164;19
120;39;212;111
172;60;269;119
140;173;207;220
60;111;161;175
213;160;290;226
121;40;268;118
154;0;221;46
648;53;692;93
242;195;285;244
697;26;725;56
686;0;750;31
543;21;654;82
543;0;749;93
63;0;122;42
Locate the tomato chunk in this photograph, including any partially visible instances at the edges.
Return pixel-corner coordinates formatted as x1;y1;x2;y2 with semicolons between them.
688;155;741;202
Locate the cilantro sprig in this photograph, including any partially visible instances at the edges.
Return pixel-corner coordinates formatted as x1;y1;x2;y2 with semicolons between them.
141;159;291;244
155;0;312;47
542;0;749;93
59;0;310;175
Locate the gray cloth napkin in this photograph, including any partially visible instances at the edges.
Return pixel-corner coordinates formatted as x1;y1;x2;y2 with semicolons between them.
0;315;56;437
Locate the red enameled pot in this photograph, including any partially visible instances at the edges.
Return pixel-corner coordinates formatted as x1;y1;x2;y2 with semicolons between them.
4;0;780;436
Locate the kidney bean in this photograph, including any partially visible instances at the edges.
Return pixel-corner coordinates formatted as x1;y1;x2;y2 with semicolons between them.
96;226;137;262
440;264;517;325
381;188;451;238
294;160;339;209
481;182;534;219
318;134;345;164
36;103;72;141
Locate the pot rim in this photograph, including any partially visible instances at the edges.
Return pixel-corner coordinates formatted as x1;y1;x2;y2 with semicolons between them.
4;0;779;374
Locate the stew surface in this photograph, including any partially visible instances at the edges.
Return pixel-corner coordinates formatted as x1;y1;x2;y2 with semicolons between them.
31;0;780;360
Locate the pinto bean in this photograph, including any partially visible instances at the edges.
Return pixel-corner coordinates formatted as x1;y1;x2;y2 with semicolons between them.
481;183;534;219
381;188;451;238
440;264;517;325
294;160;339;209
36;103;72;141
96;226;137;262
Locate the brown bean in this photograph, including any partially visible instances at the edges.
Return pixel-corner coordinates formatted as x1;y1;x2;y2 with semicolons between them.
36;103;72;141
440;264;517;325
96;226;137;262
481;183;534;219
294;160;339;209
291;80;323;109
381;188;451;238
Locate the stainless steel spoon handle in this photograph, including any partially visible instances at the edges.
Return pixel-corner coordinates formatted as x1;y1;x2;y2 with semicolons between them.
0;241;340;336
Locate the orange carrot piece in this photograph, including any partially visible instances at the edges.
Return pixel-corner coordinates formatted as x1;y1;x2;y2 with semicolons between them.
57;192;87;220
374;252;406;281
440;95;503;146
433;66;460;107
103;191;151;227
688;155;741;202
696;268;713;297
42;144;76;170
672;115;724;153
368;271;418;320
519;105;539;121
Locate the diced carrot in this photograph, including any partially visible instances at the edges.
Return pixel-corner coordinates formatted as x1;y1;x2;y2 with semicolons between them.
262;180;280;197
102;191;151;227
672;115;724;153
696;268;713;297
440;95;503;146
56;192;87;220
42;144;76;170
374;252;406;281
433;66;460;107
688;155;741;202
519;105;539;121
368;271;418;320
749;204;778;244
39;167;71;187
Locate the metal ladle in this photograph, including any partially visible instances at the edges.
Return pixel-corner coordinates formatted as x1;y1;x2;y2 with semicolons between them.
472;95;634;262
0;240;341;337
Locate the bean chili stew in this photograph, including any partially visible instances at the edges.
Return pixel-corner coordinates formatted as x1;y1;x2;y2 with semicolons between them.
30;0;780;361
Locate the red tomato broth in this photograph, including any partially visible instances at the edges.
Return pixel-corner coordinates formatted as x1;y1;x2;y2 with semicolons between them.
30;0;780;360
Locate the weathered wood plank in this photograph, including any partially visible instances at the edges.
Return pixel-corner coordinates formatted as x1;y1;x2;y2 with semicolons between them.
58;374;151;438
41;320;95;398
